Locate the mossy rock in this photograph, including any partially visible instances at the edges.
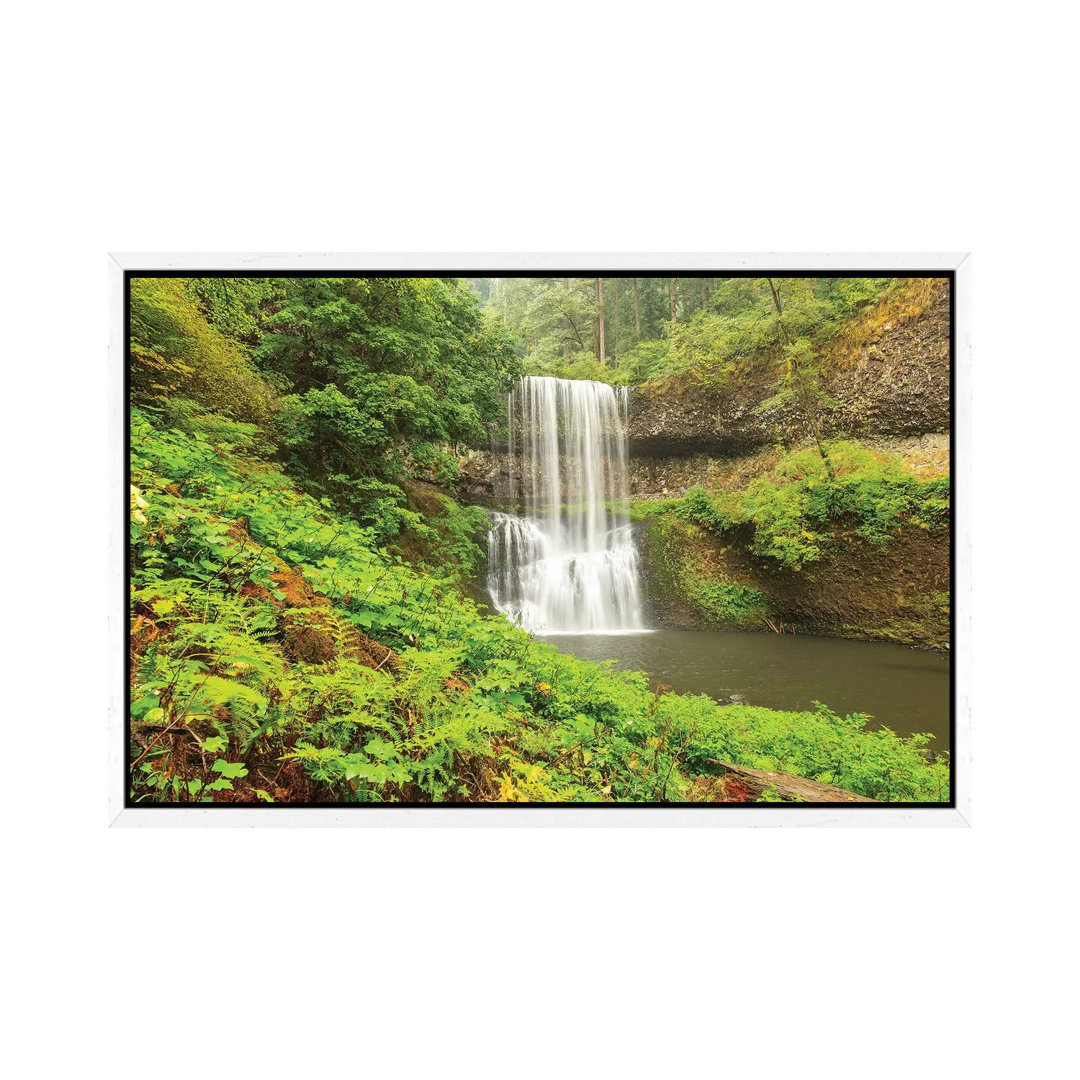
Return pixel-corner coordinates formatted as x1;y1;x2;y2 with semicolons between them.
637;509;949;648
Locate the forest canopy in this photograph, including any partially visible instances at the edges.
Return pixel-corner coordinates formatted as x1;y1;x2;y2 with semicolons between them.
130;275;519;539
469;275;899;386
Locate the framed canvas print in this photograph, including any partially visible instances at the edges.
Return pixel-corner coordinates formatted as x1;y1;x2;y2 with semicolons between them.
109;253;970;826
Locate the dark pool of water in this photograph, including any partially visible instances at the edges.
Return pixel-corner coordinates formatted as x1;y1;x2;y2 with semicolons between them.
538;630;951;751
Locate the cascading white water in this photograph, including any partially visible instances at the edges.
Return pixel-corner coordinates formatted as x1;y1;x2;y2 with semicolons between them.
487;375;644;633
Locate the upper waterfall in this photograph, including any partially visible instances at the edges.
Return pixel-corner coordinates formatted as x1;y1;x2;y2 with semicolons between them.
487;375;644;633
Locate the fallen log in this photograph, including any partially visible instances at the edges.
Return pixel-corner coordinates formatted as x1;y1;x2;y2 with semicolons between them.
707;760;876;803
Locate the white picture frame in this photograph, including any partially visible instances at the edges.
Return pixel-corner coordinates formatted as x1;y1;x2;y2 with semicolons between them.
109;253;971;827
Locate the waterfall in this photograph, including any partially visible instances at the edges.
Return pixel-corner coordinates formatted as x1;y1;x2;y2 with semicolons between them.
487;375;644;633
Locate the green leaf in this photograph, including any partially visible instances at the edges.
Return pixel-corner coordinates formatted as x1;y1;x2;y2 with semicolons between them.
212;759;248;779
131;694;161;718
363;738;396;761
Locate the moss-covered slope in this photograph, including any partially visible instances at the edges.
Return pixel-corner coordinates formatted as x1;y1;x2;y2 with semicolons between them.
634;441;950;649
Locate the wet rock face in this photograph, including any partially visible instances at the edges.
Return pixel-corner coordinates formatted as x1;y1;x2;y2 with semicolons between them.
625;280;951;456
457;448;500;495
824;283;950;437
628;453;733;496
624;377;776;457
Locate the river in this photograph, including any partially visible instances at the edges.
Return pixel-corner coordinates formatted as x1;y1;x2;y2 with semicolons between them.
539;630;951;751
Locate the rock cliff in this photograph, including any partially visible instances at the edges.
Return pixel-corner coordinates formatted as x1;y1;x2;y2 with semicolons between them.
625;277;950;464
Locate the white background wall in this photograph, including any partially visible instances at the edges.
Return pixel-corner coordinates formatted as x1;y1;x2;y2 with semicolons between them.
3;2;1074;1077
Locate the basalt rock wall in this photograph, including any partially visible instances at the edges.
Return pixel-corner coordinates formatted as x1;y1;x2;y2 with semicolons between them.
624;278;950;467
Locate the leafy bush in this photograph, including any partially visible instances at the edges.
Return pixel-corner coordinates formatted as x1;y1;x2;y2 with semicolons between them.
695;582;774;625
664;698;950;803
256;278;520;529
422;495;491;581
617;340;673;384
677;442;950;568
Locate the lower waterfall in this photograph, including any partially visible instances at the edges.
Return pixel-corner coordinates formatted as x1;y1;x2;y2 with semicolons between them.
487;375;644;633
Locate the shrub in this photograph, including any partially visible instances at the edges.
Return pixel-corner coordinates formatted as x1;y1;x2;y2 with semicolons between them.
678;442;949;568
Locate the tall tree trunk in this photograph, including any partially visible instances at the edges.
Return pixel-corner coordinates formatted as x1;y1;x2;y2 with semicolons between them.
613;279;620;369
669;277;677;328
766;276;788;343
701;278;708;312
633;278;641;337
596;278;606;363
563;277;572;362
765;276;834;479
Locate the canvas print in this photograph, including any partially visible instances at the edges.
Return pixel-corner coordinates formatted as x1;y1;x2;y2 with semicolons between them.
127;272;952;807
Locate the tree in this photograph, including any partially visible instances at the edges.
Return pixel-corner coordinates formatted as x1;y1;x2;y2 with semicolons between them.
563;278;572;362
613;279;621;368
763;277;836;478
256;277;519;529
596;278;606;363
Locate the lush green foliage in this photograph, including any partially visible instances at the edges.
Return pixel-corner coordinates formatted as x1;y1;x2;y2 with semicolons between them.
397;492;492;583
128;275;949;806
130;277;278;427
638;507;776;630
669;277;893;386
187;276;284;345
253;277;519;537
677;441;950;568
693;582;775;626
130;276;520;541
663;697;950;803
129;415;947;804
477;276;898;387
627;497;684;520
